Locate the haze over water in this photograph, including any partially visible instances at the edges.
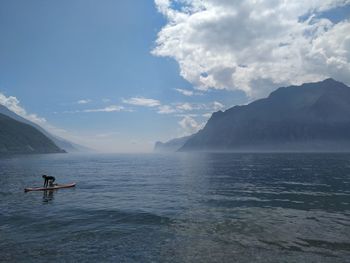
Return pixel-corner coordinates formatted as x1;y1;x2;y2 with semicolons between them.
1;153;350;262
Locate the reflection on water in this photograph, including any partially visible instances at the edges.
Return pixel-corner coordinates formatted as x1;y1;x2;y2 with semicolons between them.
42;190;54;203
0;153;349;262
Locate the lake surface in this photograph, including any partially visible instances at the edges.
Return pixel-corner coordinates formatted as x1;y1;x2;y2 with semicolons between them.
0;153;350;262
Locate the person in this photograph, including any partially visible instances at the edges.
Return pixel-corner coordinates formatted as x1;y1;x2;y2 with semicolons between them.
42;174;56;188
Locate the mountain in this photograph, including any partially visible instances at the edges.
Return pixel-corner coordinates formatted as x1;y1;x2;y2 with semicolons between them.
154;135;192;152
180;78;350;152
0;104;89;152
0;113;65;154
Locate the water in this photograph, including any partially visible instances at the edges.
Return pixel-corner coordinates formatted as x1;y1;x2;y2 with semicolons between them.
0;153;350;262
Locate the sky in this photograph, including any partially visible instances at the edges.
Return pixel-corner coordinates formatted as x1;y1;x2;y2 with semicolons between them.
0;0;349;152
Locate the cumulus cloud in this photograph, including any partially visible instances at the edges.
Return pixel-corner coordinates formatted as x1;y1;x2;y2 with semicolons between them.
153;0;350;97
77;99;91;104
122;97;161;107
0;92;47;124
178;115;204;135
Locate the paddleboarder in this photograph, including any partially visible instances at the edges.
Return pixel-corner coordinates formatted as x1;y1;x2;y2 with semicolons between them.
42;174;55;188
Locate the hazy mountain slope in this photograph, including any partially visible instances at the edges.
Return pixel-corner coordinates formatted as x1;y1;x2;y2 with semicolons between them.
0;113;65;154
154;135;192;152
180;79;350;152
0;105;88;152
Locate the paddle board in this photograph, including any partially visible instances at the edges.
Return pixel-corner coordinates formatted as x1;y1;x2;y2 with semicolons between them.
24;183;76;192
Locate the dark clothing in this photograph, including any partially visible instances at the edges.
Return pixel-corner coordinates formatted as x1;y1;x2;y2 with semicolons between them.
43;175;55;188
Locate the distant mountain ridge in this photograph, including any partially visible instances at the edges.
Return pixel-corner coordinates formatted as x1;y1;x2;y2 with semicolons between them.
0;104;89;152
154;135;192;152
180;78;350;152
0;113;65;154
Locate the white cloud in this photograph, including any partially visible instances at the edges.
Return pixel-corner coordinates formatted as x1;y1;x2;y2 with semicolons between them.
83;105;125;113
212;101;224;111
176;102;193;111
77;99;91;104
175;88;194;96
178;115;204;135
0;92;47;124
153;0;350;98
202;113;212;118
157;105;176;114
176;113;198;117
156;101;225;115
122;97;161;107
175;101;224;112
95;132;119;138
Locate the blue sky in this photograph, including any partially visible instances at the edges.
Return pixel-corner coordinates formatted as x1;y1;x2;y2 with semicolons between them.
0;0;244;152
0;0;349;152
